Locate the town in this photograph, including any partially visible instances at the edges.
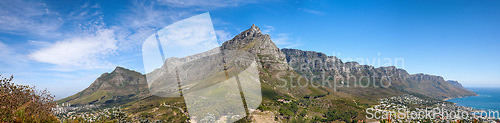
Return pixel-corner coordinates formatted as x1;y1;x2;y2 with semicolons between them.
369;94;499;122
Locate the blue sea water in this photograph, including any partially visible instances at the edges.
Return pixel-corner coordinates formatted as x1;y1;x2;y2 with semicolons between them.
447;87;500;112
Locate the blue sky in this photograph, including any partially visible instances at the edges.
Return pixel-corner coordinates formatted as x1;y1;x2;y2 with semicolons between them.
0;0;499;99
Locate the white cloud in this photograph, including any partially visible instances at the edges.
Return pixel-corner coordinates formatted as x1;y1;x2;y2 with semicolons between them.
113;1;191;53
0;0;108;39
28;40;52;47
261;25;275;34
122;1;188;30
22;1;118;71
115;0;259;53
156;0;258;8
120;0;260;34
155;13;219;58
0;41;11;58
0;0;63;37
0;41;29;66
0;41;8;47
298;8;325;16
215;30;232;44
29;29;118;71
273;33;291;45
262;25;302;48
68;3;102;22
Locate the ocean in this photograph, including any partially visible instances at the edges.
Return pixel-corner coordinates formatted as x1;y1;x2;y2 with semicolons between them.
447;87;500;112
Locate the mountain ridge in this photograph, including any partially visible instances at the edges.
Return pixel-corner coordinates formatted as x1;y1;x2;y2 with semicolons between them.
59;24;474;104
281;48;476;100
57;24;476;122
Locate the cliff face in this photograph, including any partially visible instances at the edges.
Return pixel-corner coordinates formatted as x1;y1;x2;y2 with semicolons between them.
281;48;476;100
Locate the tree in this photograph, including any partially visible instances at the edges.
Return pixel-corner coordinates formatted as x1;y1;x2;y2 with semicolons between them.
0;75;59;122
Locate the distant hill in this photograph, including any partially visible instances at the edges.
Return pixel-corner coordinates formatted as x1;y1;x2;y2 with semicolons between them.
58;24;476;122
447;80;468;90
57;67;149;106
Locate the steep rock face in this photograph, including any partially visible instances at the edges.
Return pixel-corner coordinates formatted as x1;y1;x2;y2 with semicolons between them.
58;67;149;105
281;48;476;100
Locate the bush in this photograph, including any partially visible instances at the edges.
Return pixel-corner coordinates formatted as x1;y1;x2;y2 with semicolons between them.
322;108;357;123
0;75;58;122
299;110;307;117
257;105;270;111
279;107;294;116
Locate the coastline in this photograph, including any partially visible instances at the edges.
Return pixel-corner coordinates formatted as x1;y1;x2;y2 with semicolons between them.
443;91;480;101
444;95;499;119
443;97;453;101
445;88;499;112
443;96;465;101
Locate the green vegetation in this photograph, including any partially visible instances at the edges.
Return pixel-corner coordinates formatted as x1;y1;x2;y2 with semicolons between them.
321;108;358;122
0;75;59;122
304;87;328;99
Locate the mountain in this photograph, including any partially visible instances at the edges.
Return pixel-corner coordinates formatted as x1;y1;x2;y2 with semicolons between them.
58;25;476;122
447;80;468;90
222;24;289;71
281;48;476;100
57;67;149;105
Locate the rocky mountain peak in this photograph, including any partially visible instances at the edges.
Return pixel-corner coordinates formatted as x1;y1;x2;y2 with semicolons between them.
86;67;146;91
221;24;275;51
250;24;261;33
227;24;264;42
112;66;127;74
58;66;148;105
221;24;289;71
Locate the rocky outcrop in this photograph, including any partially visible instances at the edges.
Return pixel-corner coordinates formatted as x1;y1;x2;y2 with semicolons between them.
222;24;289;71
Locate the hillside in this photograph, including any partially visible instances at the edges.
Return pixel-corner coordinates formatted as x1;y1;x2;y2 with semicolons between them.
57;67;149;106
57;24;476;122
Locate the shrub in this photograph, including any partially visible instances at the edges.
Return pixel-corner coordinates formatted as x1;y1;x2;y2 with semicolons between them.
0;75;58;122
279;107;294;116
